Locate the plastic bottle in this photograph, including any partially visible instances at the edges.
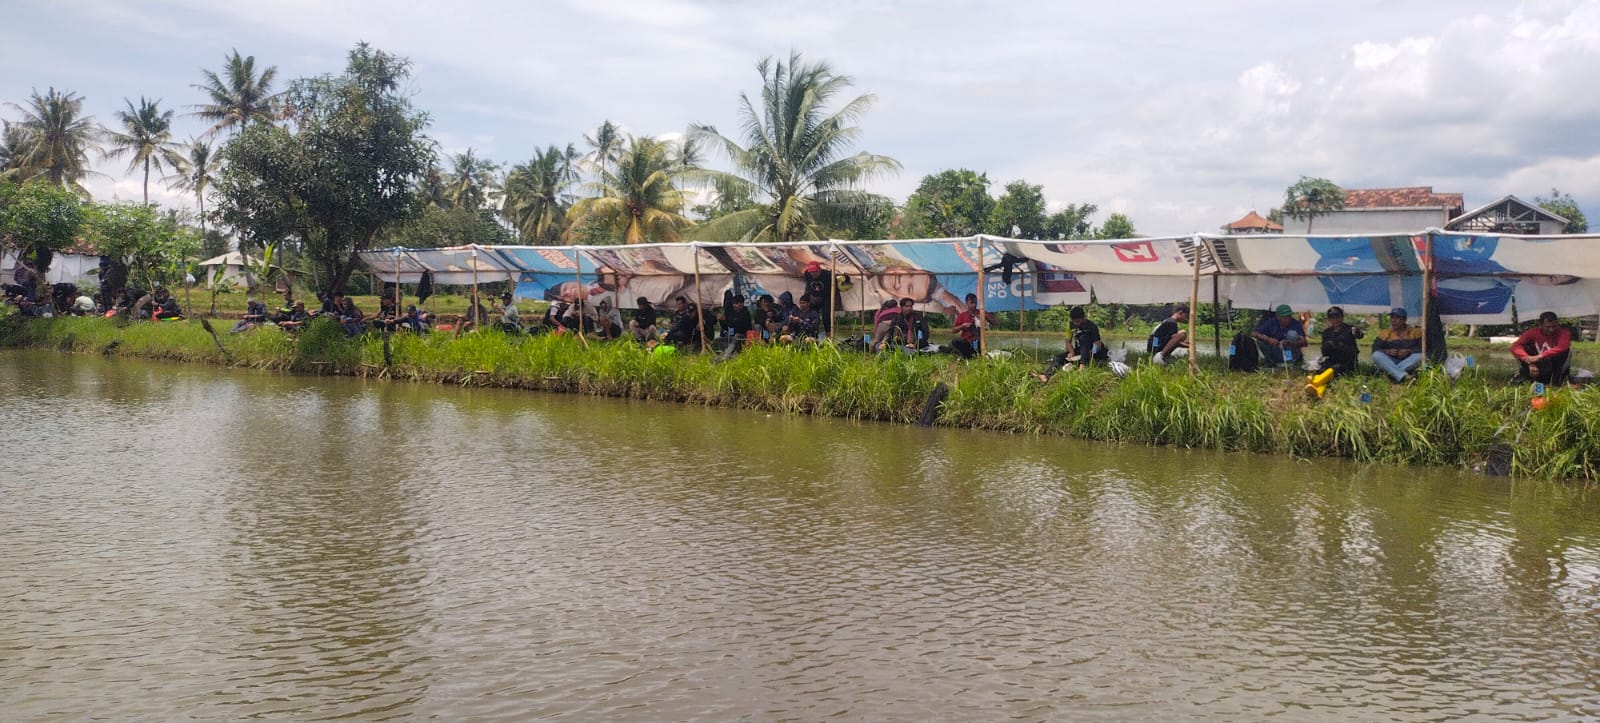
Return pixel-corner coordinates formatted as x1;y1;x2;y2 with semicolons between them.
1360;384;1371;404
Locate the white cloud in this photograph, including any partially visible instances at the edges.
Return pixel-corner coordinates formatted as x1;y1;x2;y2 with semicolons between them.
5;0;1597;237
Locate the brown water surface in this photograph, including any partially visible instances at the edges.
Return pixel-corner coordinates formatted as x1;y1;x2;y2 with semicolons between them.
2;350;1599;719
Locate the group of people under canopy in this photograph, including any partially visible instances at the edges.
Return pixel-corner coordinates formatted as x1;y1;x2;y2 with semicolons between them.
1027;299;1576;386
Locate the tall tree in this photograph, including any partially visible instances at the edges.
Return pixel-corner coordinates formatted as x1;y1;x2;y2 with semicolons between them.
567;135;690;244
4;87;103;195
1535;188;1588;233
501;144;578;244
988;180;1049;238
583;120;623;179
192;49;283;135
442;148;499;211
1045;203;1099;240
0;121;27;175
1;179;85;274
1094;212;1138;239
1283;176;1344;233
214;43;434;293
903;169;993;237
103;97;185;204
690;51;900;242
168;139;218;247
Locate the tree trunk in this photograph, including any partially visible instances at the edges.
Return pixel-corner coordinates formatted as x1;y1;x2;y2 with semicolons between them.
328;251;361;295
142;159;151;205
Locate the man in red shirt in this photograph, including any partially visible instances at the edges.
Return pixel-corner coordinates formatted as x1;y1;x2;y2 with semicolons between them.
1512;311;1572;384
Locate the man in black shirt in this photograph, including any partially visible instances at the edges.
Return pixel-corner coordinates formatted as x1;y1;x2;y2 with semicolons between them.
629;297;659;341
1034;306;1107;381
721;291;754;344
1149;305;1190;365
1318;305;1363;375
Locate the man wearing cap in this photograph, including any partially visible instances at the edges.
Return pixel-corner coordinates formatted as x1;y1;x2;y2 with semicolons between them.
1033;306;1108;382
1318;306;1364;375
1149;305;1190;365
497;291;523;334
1251;304;1308;368
1511;311;1572;384
1371;307;1423;382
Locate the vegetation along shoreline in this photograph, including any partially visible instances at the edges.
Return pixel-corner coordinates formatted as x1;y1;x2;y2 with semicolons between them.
6;314;1599;484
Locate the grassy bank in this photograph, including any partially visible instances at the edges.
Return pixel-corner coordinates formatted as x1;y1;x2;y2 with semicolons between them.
6;314;1598;483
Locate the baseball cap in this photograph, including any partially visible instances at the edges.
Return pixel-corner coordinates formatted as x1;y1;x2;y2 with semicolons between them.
1275;304;1293;316
1389;307;1407;318
805;261;822;272
1069;306;1086;319
1326;306;1344;316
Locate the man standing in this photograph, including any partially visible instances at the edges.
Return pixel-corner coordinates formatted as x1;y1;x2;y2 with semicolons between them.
1512;311;1572;384
1033;306;1107;382
1252;304;1308;368
1149;305;1190;365
1317;305;1363;375
1371;307;1423;382
802;261;833;334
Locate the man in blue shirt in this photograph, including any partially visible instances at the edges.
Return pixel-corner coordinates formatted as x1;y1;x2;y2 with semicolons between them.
1252;304;1308;368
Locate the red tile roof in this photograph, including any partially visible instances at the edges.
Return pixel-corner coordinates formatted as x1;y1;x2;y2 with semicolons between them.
1342;186;1464;213
1224;210;1283;232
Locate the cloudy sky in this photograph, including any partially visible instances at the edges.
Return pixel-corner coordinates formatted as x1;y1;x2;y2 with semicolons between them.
5;0;1597;235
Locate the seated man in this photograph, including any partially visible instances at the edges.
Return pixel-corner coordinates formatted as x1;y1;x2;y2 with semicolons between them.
869;299;902;350
950;293;992;360
497;292;523;334
1512;311;1572;385
593;299;623;340
665;295;700;346
1252;304;1307;368
276;301;311;331
751;294;783;340
231;298;267;333
70;291;97;316
720;291;753;348
629;297;659;342
1033;306;1107;381
333;294;366;336
898;298;931;349
1317;305;1364;375
151;287;183;320
395;304;429;333
1149;305;1190;364
1371;306;1423;382
778;296;821;342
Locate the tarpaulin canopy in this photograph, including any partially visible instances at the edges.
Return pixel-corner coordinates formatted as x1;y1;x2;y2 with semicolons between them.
355;230;1600;323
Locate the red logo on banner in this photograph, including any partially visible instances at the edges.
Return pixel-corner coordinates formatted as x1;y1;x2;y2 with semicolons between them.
1112;242;1159;263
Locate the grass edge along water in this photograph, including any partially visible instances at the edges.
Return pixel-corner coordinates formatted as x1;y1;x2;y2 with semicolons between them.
5;314;1598;483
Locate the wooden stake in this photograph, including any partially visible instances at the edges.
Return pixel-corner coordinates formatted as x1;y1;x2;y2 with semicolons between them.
692;242;708;351
976;236;988;356
1421;232;1433;365
1188;235;1203;376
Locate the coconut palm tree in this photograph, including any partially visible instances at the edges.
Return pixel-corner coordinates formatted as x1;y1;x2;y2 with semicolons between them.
168;139;217;238
4;87;103;195
567;136;690;244
104;97;185;204
583;120;623;179
689;52;899;243
1283;176;1344;233
191;49;283;135
501;144;578;244
442;149;500;211
0;121;28;176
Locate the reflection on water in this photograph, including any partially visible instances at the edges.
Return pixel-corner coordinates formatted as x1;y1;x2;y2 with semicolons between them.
2;350;1599;719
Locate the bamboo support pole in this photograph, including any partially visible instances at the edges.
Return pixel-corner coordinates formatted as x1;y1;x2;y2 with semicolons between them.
573;247;587;345
692;243;708;351
1188;235;1203;376
470;248;480;328
976;237;988;356
1421;232;1433;365
828;241;839;341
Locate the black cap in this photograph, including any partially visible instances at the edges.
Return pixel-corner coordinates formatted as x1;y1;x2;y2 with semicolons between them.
1174;304;1189;314
1069;306;1086;319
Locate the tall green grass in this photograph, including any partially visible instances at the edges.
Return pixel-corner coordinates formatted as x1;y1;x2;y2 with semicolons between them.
7;314;1600;483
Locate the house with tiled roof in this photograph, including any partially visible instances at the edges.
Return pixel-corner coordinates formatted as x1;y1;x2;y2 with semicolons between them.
1221;210;1282;234
1280;186;1465;234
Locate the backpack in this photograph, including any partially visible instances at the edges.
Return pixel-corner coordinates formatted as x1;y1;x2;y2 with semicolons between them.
1228;330;1259;372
